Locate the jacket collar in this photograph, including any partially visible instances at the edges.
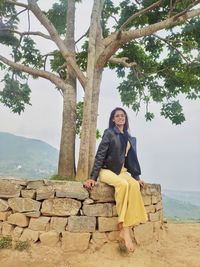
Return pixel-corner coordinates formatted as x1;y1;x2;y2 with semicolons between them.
113;126;131;137
113;126;121;134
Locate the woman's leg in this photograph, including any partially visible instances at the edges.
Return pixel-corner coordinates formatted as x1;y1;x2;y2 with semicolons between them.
118;171;147;251
99;169;135;252
120;172;148;227
99;169;129;224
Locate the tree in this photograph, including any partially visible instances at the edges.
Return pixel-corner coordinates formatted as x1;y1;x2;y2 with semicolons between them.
0;0;200;181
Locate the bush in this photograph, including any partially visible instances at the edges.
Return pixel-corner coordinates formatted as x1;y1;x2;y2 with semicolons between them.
0;236;12;249
14;240;30;251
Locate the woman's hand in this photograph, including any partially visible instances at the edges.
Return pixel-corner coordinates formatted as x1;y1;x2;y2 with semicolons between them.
83;179;96;189
138;179;145;188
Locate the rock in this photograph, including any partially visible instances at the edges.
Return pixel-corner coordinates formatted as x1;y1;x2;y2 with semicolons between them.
23;211;41;218
141;183;161;196
39;230;60;247
82;203;113;217
2;222;14;237
8;197;41;213
150;184;161;194
112;205;118;216
20;228;39;243
145;205;156;213
152;195;161;204
0;178;27;186
27;180;45;189
83;198;94;205
106;231;120;242
98;217;118;232
67;216;96;233
12;226;24;241
89;182;115;202
50;217;68;233
21;189;36;199
91;232;108;246
155;201;162;211
0;199;9;211
7;213;29;227
142;195;152;205
0;180;21;198
0;222;2;234
29;217;50;231
149;211;161;222
55;181;89;200
41;198;81;216
36;186;55;200
62;232;90;252
134;222;154;244
0;211;12;221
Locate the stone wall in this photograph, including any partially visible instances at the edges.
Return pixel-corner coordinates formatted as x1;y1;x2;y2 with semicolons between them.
0;179;163;252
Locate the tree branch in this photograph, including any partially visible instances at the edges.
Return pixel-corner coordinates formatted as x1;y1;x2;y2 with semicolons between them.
153;34;190;63
111;15;118;24
0;55;68;92
42;52;54;71
75;27;89;44
0;28;52;40
98;7;200;68
173;0;200;20
5;8;27;25
27;8;31;32
26;0;86;88
5;0;86;88
109;56;137;68
4;0;28;8
119;0;163;31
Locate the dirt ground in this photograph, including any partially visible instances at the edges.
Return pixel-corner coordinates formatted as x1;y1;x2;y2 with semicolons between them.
0;222;200;267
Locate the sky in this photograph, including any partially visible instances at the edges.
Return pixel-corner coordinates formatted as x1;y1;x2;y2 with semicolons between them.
0;1;200;192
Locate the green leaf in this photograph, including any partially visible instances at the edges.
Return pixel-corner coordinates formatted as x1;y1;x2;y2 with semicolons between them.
161;101;185;125
0;73;31;114
45;0;67;35
145;112;155;121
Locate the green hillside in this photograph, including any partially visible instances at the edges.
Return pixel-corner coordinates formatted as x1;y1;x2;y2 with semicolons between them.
0;132;59;179
162;194;200;221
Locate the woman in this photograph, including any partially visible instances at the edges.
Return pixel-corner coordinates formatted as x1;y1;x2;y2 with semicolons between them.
84;107;147;252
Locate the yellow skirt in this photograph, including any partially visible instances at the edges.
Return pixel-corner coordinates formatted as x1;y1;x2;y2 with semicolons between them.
99;167;148;227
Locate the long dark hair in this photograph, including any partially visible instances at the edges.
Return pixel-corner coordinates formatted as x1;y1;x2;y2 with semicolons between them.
108;107;129;131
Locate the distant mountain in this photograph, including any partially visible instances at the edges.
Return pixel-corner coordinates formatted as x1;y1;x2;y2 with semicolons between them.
0;132;59;179
163;189;200;207
162;194;200;221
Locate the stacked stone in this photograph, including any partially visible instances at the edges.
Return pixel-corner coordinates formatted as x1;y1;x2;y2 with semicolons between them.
0;179;163;252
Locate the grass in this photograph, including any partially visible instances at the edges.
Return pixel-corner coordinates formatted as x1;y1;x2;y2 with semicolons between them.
117;242;129;255
0;236;30;251
50;174;74;181
14;240;30;251
0;236;12;249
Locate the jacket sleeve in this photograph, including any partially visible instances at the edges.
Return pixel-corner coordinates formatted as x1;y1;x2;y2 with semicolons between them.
90;129;111;181
129;137;141;181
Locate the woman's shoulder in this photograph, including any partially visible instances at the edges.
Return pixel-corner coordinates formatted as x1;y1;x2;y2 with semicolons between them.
103;128;114;136
128;135;137;144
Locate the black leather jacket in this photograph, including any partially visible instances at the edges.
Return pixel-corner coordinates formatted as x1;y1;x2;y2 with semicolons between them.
90;126;141;181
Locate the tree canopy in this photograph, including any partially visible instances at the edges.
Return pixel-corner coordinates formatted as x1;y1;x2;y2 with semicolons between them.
0;0;200;123
0;0;200;179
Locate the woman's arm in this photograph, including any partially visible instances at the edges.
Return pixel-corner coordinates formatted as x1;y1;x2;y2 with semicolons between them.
84;129;111;190
90;129;111;181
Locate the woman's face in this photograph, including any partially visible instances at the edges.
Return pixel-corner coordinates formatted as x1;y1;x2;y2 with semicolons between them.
113;110;126;128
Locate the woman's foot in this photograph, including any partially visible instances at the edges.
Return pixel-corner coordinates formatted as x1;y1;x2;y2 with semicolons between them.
119;226;135;252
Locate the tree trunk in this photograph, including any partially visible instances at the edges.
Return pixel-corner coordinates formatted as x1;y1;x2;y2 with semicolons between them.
88;68;103;174
58;84;76;178
58;0;76;179
76;0;104;181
